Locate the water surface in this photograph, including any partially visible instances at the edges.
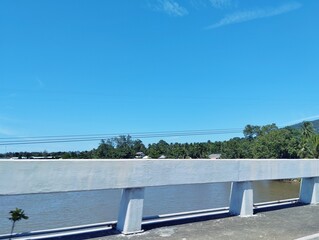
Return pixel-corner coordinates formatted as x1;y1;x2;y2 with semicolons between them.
0;181;300;235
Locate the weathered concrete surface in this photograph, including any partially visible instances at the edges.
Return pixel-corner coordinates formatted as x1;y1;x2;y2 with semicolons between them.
86;204;319;240
1;159;319;195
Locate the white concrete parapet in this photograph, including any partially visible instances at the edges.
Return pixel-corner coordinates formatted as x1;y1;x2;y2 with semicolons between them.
0;159;319;234
1;159;318;195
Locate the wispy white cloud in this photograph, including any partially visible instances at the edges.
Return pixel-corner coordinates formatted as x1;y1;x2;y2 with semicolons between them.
206;2;302;29
283;115;319;126
189;0;234;10
189;0;208;9
189;0;207;10
0;122;15;136
209;0;233;9
35;77;45;89
0;116;19;136
0;127;14;136
152;0;188;17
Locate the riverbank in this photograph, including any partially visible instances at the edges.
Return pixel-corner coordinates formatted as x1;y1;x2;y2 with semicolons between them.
84;203;319;240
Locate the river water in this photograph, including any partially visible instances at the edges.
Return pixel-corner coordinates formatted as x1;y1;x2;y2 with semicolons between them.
0;181;300;235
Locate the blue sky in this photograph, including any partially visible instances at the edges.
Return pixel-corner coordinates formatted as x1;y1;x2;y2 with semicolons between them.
1;0;319;152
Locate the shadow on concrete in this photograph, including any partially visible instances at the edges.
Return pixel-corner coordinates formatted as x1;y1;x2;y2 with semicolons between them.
142;212;231;231
254;202;306;214
13;203;312;239
42;228;120;240
44;213;232;239
144;202;310;232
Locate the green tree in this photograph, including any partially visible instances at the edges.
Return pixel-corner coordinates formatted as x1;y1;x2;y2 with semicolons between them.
147;140;170;158
169;143;188;158
9;208;28;239
303;134;319;159
132;139;147;154
243;125;261;139
114;135;135;158
301;121;315;139
93;139;117;158
310;135;319;158
260;123;278;136
298;122;316;158
92;136;141;159
221;137;253;159
253;128;299;159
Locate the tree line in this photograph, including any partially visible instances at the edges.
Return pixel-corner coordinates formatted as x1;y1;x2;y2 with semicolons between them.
1;122;318;159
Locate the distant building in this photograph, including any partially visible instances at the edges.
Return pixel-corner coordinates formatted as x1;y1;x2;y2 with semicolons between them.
208;154;221;159
30;156;53;159
10;156;29;160
135;152;145;158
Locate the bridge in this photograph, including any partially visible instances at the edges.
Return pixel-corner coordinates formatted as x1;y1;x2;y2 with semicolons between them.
0;159;318;238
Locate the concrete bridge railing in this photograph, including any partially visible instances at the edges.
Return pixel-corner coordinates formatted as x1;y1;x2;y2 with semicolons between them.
0;159;319;234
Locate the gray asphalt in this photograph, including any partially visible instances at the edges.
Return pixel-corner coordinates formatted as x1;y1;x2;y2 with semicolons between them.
84;204;319;240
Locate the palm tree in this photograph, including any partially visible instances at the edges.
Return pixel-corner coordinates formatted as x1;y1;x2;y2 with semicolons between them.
9;208;29;239
298;141;314;158
310;135;319;158
298;122;316;158
301;122;315;139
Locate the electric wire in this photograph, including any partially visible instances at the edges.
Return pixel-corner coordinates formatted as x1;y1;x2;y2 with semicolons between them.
0;128;243;146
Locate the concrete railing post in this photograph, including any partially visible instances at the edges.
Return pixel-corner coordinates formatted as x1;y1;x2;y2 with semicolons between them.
116;187;145;234
299;177;319;204
229;181;253;216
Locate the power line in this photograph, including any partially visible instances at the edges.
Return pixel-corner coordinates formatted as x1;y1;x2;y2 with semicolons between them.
0;128;243;146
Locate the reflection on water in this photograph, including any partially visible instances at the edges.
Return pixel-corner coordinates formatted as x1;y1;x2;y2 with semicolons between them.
144;183;231;216
253;180;300;203
0;181;300;235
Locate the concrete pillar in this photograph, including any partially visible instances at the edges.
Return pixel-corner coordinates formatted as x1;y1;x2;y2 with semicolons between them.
116;187;145;234
229;181;253;216
299;177;319;204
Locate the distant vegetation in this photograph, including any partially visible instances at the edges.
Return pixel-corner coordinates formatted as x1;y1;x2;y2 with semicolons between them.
290;119;319;133
1;121;319;159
